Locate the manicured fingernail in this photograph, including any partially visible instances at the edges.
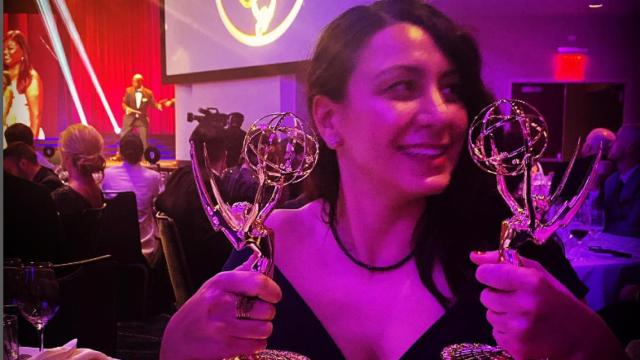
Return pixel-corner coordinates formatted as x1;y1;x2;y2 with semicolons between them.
473;250;485;255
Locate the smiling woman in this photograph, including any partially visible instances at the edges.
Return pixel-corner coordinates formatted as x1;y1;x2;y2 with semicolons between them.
317;22;468;198
160;1;627;359
3;30;44;138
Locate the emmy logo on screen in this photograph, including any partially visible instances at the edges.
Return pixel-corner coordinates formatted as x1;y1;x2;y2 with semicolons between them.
440;99;602;360
190;112;318;360
215;0;304;47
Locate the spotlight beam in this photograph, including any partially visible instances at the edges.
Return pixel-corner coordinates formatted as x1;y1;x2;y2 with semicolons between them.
52;0;121;134
34;0;88;126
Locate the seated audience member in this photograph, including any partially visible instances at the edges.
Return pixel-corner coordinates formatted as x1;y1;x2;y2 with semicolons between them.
51;124;106;215
582;127;617;189
4;142;63;193
161;2;626;359
157;122;256;294
4;123;56;169
225;112;247;168
602;124;640;237
598;282;640;349
4;172;61;262
220;160;260;206
102;133;161;265
582;127;617;157
550;127;617;201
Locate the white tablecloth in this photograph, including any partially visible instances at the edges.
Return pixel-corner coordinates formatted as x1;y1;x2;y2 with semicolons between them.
18;339;117;359
557;230;640;310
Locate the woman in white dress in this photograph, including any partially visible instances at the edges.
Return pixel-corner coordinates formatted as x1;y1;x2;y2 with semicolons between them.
3;30;44;139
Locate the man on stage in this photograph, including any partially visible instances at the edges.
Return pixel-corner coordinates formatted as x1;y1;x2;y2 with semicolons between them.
120;73;162;150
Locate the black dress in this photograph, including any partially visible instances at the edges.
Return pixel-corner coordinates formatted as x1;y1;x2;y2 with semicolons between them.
51;185;97;215
224;239;587;360
4;173;62;262
51;186;105;262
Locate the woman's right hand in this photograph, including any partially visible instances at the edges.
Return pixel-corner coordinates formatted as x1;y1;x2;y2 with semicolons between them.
160;254;282;360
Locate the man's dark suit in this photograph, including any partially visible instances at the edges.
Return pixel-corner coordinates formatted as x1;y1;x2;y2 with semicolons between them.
4;173;62;262
121;86;157;149
225;126;247;168
601;167;640;237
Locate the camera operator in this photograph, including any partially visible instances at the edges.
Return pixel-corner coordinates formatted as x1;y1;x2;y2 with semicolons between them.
187;107;229;128
226;112;247;168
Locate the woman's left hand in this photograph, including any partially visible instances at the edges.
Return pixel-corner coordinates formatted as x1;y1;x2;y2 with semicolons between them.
470;251;625;360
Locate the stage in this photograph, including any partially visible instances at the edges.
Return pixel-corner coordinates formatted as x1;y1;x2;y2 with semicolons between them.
104;159;182;171
34;133;179;170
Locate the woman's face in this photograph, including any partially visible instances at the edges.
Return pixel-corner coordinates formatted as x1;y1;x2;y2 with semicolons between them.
3;40;24;67
334;23;468;198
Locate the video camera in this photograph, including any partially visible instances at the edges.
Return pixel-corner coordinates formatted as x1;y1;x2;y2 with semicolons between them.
187;107;230;127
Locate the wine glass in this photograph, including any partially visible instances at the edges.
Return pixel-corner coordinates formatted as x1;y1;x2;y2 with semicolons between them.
566;225;589;262
18;263;60;352
565;202;592;261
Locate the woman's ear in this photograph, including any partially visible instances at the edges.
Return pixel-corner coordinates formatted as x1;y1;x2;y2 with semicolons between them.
312;95;344;150
61;153;72;169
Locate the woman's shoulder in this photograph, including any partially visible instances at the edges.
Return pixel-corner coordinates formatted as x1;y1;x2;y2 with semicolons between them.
51;186;90;215
26;69;42;91
51;185;75;210
267;199;327;250
222;199;326;270
267;199;325;233
28;69;41;83
51;185;74;200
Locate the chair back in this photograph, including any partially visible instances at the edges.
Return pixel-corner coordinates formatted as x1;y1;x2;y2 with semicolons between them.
98;191;153;320
157;212;192;307
58;205;106;263
97;191;145;264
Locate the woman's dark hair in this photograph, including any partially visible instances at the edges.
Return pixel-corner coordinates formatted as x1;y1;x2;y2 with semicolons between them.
305;0;508;307
5;30;33;94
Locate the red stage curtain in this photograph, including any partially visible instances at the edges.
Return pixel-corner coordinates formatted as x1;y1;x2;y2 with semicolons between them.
4;0;175;137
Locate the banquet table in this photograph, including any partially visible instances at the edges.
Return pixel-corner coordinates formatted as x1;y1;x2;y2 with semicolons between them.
557;229;640;311
17;339;117;359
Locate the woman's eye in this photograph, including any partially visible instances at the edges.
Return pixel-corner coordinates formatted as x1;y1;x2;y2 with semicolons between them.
384;80;419;100
441;83;462;103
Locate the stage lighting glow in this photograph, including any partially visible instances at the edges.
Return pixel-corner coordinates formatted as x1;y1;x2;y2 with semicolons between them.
215;0;304;47
34;0;88;126
53;0;121;134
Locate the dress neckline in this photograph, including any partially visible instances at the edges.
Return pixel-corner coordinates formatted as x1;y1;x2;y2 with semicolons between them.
272;266;458;359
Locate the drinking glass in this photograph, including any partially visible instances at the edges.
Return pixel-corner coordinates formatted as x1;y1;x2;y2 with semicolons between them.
566;216;590;262
3;314;19;360
3;259;23;317
17;262;60;352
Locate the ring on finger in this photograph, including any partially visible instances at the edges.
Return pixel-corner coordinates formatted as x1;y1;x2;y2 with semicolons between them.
235;296;254;320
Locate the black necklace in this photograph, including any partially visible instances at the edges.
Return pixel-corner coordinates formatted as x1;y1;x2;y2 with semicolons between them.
330;221;415;272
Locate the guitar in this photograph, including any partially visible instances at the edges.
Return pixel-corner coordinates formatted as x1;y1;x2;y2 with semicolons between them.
125;97;175;116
